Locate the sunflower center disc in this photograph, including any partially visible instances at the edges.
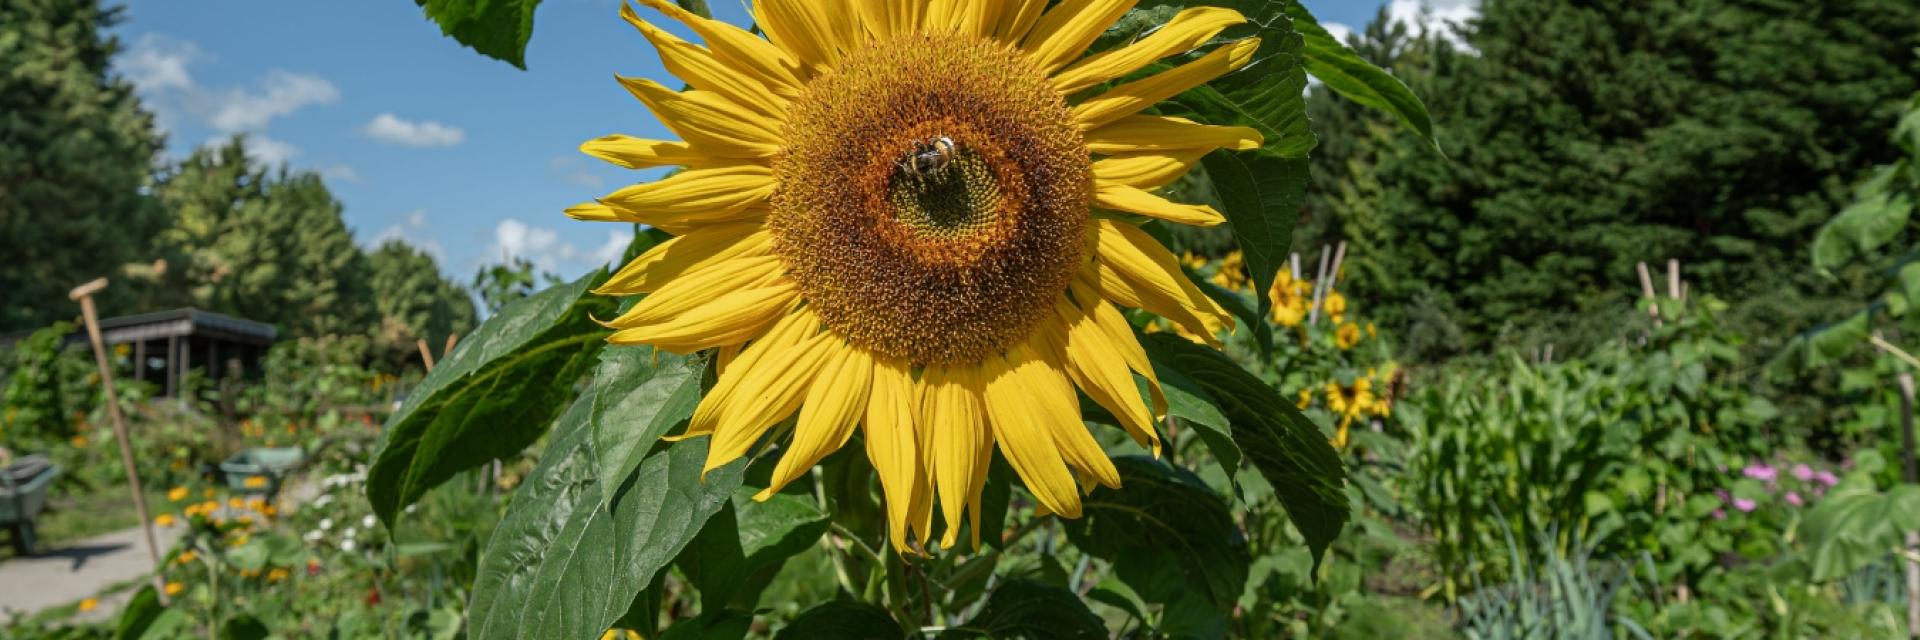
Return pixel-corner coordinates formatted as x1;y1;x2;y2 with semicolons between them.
771;32;1090;366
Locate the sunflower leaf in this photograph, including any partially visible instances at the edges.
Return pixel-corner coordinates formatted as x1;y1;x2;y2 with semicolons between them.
469;393;746;640
1284;1;1440;154
942;580;1107;639
1199;150;1310;334
590;344;707;504
1190;267;1275;357
777;602;906;640
1141;333;1348;575
413;0;544;69
677;489;830;608
1061;457;1250;613
367;269;615;526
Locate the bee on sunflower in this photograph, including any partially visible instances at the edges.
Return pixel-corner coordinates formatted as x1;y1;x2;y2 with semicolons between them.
574;0;1263;553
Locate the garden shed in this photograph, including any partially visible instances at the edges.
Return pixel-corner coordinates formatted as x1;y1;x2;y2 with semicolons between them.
78;308;277;398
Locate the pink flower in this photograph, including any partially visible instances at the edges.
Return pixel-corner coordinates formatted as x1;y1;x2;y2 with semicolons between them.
1786;491;1803;506
1712;509;1726;520
1733;497;1757;512
1743;464;1777;482
1815;470;1839;487
1791;464;1813;481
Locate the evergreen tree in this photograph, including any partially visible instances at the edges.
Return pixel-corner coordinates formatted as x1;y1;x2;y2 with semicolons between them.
0;0;163;330
367;240;476;369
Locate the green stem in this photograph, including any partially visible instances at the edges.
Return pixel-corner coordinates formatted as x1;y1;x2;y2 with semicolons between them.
672;0;712;19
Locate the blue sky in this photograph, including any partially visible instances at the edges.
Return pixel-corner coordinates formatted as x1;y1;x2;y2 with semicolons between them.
108;1;1470;283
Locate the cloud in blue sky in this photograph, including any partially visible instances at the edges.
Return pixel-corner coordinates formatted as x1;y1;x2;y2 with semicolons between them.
116;32;338;165
363;113;465;147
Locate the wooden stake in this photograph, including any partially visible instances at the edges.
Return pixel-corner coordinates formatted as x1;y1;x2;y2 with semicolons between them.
417;338;436;372
68;278;167;601
1667;259;1681;300
1898;371;1919;638
1328;241;1349;289
1636;261;1661;327
443;333;460;360
1290;253;1301;281
1308;245;1332;327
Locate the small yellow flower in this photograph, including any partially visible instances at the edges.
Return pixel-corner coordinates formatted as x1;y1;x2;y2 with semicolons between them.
267;568;289;582
78;597;98;612
1335;322;1362;350
1321;291;1347;324
228;497;245;509
202;487;215;498
240;568;260;579
1268;271;1311;327
1296;388;1312;410
168;486;189;502
163;582;184;597
69;435;88;448
199;500;219;515
246;497;266;512
600;630;643;640
1366;322;1377;339
243;476;268;489
236;515;254;527
1209;250;1250;291
1324;378;1376;420
229;534;249;548
154;513;176;527
177;550;197;565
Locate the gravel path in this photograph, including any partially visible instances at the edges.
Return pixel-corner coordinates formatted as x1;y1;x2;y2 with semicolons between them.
0;523;185;623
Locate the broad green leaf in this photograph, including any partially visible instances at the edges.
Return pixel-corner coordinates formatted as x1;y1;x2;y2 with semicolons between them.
1153;359;1241;480
1811;162;1913;271
468;392;745;640
1169;0;1316;159
1197;150;1308;348
368;269;615;525
1190;269;1274;357
660;611;754;640
1285;1;1440;153
1807;308;1873;367
679;489;830;608
942;580;1107;639
590;344;706;503
1062;457;1249;611
1142;333;1348;572
1799;480;1920;581
112;585;163;640
776;601;906;640
219;616;270;640
414;0;542;69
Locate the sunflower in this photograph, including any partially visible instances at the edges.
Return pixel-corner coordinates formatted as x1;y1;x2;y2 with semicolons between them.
577;0;1260;553
1295;387;1312;410
1334;321;1361;350
1321;290;1347;325
1324;376;1375;449
1209;250;1249;291
1267;270;1310;327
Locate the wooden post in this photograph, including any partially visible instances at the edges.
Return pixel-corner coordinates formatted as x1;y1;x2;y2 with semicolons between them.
417;338;437;372
67;279;167;601
443;333;460;360
164;335;177;398
1290;253;1301;281
1667;259;1681;300
1308;245;1333;327
1899;372;1920;638
1636;261;1661;327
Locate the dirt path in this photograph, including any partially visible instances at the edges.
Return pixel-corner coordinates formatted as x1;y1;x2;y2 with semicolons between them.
0;522;185;623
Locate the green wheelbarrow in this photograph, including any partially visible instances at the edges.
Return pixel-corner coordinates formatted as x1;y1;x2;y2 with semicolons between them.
1;454;62;556
219;447;304;496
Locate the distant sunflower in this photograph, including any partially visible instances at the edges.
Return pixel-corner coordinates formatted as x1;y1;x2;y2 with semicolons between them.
576;0;1261;553
1267;270;1309;327
1321;290;1348;325
1209;250;1249;291
1334;321;1361;350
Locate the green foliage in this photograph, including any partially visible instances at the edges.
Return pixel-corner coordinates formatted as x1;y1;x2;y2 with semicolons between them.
413;0;543;69
472;256;560;316
1284;2;1437;154
367;241;477;370
1;323;95;450
1798;452;1920;582
0;0;164;331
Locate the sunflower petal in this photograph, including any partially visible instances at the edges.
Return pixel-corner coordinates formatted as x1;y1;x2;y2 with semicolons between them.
758;344;871;499
926;0;1000;38
865;357;930;553
598;222;769;295
1086;222;1232;344
1070;281;1168;416
603;255;783;326
852;0;924;38
592;163;774;221
682;308;818;441
632;0;803;93
755;0;849;71
1092;148;1209;190
621;5;788;117
922;367;990;549
1094;182;1226;226
1021;0;1139;73
608;278;797;354
982;351;1083;518
702;327;837;475
616;76;783;157
1084;115;1263;154
579;135;715;170
1056;299;1159;454
1051;6;1246;94
1073;37;1260;129
992;0;1046;42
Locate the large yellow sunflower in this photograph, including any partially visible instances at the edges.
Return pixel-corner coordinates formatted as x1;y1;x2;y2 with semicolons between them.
574;0;1261;554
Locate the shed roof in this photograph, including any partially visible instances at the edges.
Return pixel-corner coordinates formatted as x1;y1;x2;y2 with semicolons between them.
90;308;278;346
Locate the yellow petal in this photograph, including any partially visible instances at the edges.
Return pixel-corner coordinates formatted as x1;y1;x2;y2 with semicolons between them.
981;351;1082;518
608;278;798;354
616;76;783;157
758;344;872;499
922;366;990;549
1086;221;1231;344
1021;0;1138;73
592;163;774;222
852;0;924;38
1051;6;1246;94
632;0;803;94
683;308;818;440
1072;280;1167;415
993;0;1046;42
598;222;769;295
926;0;1000;38
1094;182;1226;227
1017;339;1121;490
1073;38;1260;129
620;5;788;117
1085;115;1263;154
604;255;783;326
1092;148;1209;190
703;327;837;475
865;357;930;553
755;0;850;72
579;135;714;170
1055;299;1159;454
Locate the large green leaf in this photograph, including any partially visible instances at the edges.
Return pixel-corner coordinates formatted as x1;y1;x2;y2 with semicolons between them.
1062;457;1250;611
942;580;1107;639
367;270;614;525
1141;333;1348;572
1285;1;1440;153
590;344;706;503
1191;267;1274;357
467;391;746;640
1154;361;1240;481
679;489;830;608
1200;150;1310;332
1811;162;1913;271
777;601;906;640
1799;479;1920;581
414;0;543;69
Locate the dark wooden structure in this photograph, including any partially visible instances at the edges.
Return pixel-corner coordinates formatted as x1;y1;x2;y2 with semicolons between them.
82;308;277;398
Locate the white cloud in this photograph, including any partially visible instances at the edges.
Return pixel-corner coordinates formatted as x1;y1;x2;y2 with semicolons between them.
367;210;445;262
202;71;339;132
550;156;605;189
1384;0;1478;48
363;113;465;147
1323;22;1355;46
242;136;300;166
118;34;200;94
320;165;361;183
490;218;629;274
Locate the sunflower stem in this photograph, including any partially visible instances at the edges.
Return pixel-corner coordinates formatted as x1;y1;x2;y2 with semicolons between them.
670;0;711;20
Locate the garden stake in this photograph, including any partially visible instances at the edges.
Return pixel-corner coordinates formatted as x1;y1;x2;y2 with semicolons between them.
1290;252;1302;280
1309;245;1332;326
1636;261;1661;327
68;278;169;602
417;338;436;371
1667;259;1681;300
1897;372;1920;637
